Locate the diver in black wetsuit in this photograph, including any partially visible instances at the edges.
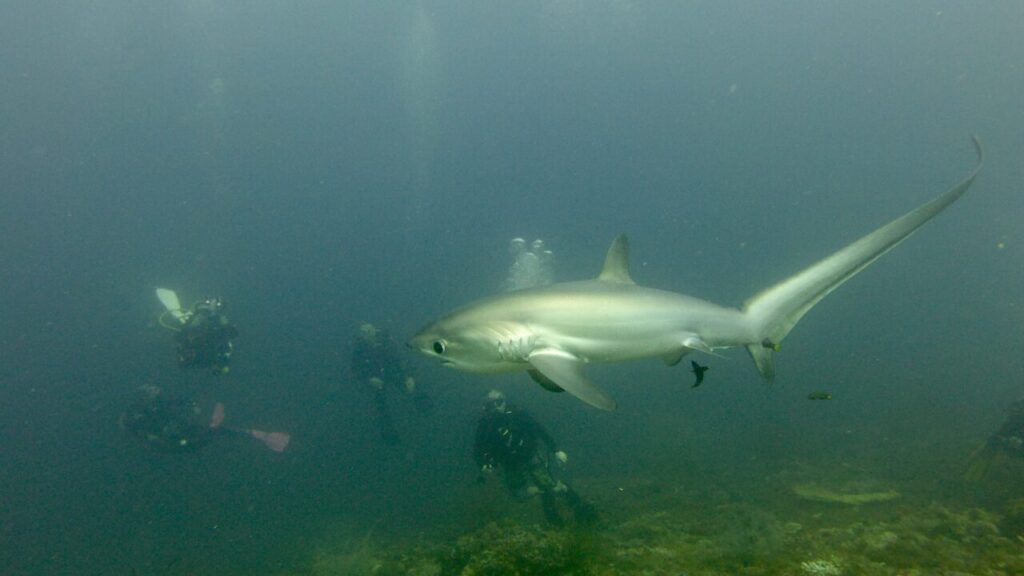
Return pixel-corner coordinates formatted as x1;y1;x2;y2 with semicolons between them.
473;390;596;526
174;298;238;375
350;322;432;445
120;385;217;452
156;290;239;375
120;386;291;453
966;398;1024;481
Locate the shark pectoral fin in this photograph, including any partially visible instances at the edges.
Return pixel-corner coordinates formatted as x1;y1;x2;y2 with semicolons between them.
528;369;565;393
528;349;617;411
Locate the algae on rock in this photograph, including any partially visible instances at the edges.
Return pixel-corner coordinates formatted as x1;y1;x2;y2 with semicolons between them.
440;521;603;576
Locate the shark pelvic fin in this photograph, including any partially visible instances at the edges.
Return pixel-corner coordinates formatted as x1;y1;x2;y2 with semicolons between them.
660;336;714;367
682;334;713;354
528;348;617;411
597;234;635;284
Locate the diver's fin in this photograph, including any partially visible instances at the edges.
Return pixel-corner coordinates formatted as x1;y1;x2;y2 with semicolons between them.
528;369;565;393
528;349;617;411
597;235;635;284
742;137;983;381
155;288;187;323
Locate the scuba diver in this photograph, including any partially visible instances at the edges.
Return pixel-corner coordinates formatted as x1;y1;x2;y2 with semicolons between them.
965;398;1024;481
156;288;238;375
504;237;555;292
473;390;596;526
120;385;290;453
120;384;219;452
349;322;433;446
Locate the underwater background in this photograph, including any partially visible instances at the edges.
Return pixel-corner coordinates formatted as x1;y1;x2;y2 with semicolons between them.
1;1;1022;574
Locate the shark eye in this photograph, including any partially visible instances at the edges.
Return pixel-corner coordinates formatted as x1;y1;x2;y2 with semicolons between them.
432;340;446;354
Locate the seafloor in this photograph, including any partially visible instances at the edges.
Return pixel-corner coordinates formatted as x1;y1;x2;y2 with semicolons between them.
276;456;1024;576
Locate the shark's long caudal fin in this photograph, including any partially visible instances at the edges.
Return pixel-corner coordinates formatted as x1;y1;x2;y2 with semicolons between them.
742;137;984;381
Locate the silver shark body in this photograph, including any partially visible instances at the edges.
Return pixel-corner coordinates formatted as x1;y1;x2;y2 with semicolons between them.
411;139;984;410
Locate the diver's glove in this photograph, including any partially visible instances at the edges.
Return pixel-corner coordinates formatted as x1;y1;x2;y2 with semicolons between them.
555;450;568;465
481;463;494;473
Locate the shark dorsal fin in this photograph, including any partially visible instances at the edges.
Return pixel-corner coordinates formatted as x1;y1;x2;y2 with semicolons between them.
598;235;635;284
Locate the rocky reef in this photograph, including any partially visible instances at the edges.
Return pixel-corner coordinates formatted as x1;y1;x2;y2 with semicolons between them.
280;477;1024;576
999;498;1024;539
440;521;602;575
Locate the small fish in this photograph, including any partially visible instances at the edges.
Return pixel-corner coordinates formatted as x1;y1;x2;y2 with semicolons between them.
807;391;832;400
690;361;709;388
